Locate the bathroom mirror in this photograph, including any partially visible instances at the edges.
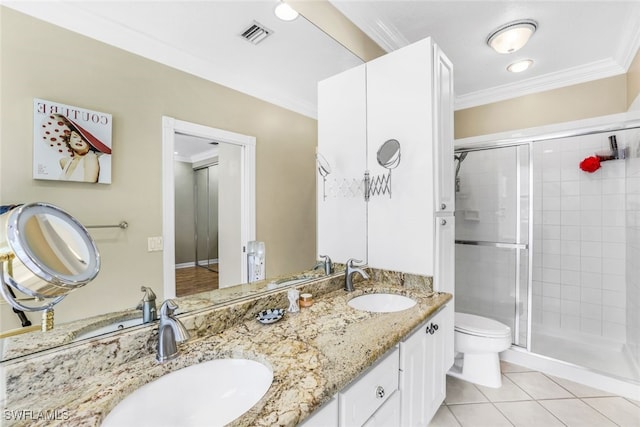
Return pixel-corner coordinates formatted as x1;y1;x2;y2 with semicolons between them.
377;139;401;169
0;2;362;361
0;203;100;311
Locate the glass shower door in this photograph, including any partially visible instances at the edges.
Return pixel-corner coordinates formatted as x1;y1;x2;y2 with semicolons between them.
454;144;530;347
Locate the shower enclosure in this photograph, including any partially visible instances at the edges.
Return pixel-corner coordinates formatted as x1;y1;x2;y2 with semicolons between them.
454;145;530;348
455;125;640;386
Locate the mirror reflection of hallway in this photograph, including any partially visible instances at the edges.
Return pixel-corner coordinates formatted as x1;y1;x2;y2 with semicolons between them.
163;116;256;300
174;134;220;296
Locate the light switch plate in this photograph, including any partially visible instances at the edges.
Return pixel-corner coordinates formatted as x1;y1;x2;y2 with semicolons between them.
147;236;163;252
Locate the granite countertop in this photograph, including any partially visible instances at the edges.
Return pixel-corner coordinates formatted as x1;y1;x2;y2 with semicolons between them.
0;268;341;361
4;276;451;426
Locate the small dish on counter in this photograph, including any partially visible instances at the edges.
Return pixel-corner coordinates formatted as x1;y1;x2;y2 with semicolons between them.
256;308;285;324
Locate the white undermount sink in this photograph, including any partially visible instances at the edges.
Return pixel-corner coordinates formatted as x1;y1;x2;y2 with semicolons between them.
102;359;273;427
348;293;417;313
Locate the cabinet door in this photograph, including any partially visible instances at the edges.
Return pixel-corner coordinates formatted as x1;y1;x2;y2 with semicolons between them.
366;37;435;276
363;390;400;427
300;397;338;427
339;347;399;427
433;43;455;215
400;305;450;426
317;64;367;264
434;215;455;296
435;216;455;370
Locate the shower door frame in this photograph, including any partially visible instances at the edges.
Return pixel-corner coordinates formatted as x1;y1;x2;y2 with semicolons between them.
454;142;533;350
455;114;640;355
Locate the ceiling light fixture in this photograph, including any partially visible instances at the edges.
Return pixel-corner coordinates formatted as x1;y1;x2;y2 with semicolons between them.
487;19;537;54
507;59;534;73
274;2;298;21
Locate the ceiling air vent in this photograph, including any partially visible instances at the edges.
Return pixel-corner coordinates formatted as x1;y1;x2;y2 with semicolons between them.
240;21;273;45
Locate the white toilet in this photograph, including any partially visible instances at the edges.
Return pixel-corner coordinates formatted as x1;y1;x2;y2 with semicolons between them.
448;312;512;388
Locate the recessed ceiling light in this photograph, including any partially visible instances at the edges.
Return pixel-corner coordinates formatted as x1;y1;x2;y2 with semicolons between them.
274;2;298;21
507;59;534;73
487;19;537;54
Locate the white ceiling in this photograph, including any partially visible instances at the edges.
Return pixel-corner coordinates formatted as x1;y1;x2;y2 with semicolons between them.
174;133;218;164
331;1;640;109
4;0;640;117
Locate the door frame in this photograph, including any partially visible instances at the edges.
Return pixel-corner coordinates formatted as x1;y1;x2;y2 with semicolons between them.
162;116;256;298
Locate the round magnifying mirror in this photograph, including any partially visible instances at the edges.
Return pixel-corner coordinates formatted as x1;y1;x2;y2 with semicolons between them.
317;153;332;177
1;203;100;299
377;139;401;169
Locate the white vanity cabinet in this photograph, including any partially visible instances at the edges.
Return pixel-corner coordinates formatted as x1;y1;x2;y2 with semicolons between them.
317;37;454;276
301;347;399;427
302;304;453;427
400;304;453;426
300;397;338;427
339;346;400;426
362;390;401;427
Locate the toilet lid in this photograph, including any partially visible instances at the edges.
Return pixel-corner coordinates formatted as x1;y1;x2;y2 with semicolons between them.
455;312;511;338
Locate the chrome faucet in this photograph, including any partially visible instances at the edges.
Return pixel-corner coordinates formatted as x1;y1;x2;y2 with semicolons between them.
344;258;369;292
156;299;190;363
313;254;333;275
137;286;157;323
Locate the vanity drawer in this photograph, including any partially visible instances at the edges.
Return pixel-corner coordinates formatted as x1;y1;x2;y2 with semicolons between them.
339;346;399;427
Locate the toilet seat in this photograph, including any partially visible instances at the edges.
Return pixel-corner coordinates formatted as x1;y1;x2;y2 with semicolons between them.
455;312;511;338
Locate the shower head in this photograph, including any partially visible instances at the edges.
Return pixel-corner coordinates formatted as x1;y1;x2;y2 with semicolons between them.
454;152;468;177
454;152;468;163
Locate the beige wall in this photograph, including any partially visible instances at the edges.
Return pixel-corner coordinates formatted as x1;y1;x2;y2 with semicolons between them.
287;0;385;62
0;7;317;328
454;75;628;139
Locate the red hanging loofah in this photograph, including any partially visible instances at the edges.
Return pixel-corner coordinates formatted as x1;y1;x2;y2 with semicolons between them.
579;156;601;173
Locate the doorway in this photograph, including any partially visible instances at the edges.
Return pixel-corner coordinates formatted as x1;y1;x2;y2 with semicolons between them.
162;117;256;299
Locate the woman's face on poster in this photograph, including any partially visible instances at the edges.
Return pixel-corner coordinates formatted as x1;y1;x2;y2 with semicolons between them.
69;131;90;155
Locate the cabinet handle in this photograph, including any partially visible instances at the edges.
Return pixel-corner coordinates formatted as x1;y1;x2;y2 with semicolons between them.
426;323;439;335
441;219;447;226
441;203;447;210
375;386;385;399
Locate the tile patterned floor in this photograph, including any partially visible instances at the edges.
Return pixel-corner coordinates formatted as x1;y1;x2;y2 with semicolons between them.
431;361;640;427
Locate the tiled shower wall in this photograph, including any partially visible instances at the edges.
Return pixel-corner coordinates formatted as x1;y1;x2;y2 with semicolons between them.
532;131;632;346
626;140;640;369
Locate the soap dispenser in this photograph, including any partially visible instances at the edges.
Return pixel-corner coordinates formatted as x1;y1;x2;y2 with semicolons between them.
247;241;266;283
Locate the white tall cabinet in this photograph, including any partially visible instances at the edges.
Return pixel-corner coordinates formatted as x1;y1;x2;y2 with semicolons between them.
317;64;367;263
316;36;455;426
317;37;455;282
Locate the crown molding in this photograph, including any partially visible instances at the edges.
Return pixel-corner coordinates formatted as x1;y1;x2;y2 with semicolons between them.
454;58;626;111
328;2;400;53
618;14;640;70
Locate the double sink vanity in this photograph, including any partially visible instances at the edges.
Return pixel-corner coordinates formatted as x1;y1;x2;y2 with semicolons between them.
2;268;452;426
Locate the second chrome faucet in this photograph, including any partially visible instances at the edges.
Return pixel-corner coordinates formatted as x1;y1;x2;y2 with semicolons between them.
157;299;190;363
345;258;369;292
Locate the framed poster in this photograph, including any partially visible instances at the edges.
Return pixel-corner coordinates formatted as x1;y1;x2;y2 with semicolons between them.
33;99;112;184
